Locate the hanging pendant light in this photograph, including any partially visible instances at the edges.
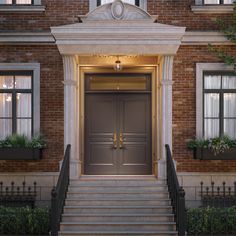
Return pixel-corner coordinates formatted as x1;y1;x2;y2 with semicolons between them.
114;56;122;71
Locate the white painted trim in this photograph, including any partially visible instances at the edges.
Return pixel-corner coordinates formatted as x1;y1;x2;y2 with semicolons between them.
191;5;234;13
89;0;147;12
0;5;45;12
196;63;234;138
0;63;40;135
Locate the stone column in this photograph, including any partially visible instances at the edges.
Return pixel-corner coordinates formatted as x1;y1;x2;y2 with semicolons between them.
158;55;174;179
62;55;80;179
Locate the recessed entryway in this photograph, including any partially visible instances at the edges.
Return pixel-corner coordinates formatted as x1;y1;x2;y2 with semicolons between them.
84;73;152;175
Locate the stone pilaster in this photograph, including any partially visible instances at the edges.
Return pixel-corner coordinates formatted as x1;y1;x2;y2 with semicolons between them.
62;55;80;179
158;55;174;179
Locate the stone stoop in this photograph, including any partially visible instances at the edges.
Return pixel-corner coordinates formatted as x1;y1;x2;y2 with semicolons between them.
58;176;178;236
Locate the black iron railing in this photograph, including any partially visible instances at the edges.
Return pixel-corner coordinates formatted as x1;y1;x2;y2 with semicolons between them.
200;181;236;207
165;144;186;236
0;181;37;208
51;144;71;236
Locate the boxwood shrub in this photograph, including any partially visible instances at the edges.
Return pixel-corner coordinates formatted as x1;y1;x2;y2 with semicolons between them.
0;206;50;235
187;206;236;235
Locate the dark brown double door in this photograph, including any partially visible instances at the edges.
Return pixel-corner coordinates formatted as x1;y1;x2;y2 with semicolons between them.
85;93;152;175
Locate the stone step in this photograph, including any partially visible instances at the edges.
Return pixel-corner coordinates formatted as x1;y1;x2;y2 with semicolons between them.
66;192;169;199
60;222;176;231
58;230;178;236
62;213;175;222
70;179;166;187
65;198;171;206
68;186;168;192
63;205;173;214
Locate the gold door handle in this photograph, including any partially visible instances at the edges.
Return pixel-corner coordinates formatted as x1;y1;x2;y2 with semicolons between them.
112;133;117;149
119;133;125;149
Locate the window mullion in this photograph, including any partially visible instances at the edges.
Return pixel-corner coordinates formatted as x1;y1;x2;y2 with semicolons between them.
220;91;224;136
12;91;17;134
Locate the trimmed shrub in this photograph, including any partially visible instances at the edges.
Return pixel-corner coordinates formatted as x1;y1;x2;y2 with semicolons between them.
0;206;50;235
187;206;236;235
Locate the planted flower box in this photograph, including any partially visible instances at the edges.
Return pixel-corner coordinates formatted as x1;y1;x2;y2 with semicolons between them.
194;147;236;160
0;147;43;160
0;134;46;160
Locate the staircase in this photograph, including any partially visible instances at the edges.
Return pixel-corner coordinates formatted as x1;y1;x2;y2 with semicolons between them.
58;176;178;236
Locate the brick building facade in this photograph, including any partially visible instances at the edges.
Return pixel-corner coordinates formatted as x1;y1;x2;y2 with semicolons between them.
0;0;236;206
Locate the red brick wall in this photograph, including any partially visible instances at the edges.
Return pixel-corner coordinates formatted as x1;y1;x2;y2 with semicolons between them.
0;45;64;172
173;45;236;172
0;0;233;31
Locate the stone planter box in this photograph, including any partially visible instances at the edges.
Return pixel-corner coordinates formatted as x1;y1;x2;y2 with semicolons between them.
194;147;236;160
0;148;43;160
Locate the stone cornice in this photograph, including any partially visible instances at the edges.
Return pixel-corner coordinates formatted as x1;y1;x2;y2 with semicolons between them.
0;31;235;46
191;5;234;14
51;22;186;55
0;32;55;44
0;5;45;12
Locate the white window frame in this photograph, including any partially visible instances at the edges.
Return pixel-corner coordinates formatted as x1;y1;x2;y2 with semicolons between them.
0;63;40;135
89;0;147;12
192;0;234;13
196;63;234;138
0;0;45;12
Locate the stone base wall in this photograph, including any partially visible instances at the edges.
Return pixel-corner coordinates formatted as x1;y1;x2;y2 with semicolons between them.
0;172;58;207
178;172;236;208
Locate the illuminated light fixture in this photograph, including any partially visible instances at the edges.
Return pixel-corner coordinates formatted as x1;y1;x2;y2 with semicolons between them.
114;56;122;71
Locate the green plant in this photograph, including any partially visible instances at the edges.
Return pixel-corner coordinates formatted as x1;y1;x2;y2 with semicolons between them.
187;136;236;156
0;134;47;149
0;206;50;234
208;2;236;72
187;206;236;235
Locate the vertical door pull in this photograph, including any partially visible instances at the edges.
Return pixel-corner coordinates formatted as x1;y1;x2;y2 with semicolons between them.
119;133;125;149
112;133;117;149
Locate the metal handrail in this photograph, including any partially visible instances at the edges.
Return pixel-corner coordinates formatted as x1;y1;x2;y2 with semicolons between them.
51;144;71;236
165;144;186;236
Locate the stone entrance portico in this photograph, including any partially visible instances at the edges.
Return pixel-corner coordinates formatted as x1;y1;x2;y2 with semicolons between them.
51;0;186;179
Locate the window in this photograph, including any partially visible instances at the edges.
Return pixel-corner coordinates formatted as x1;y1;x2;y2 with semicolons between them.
0;63;40;139
0;0;33;5
203;73;236;138
90;0;147;11
0;72;33;138
203;0;233;4
97;0;140;6
196;63;236;139
0;0;44;12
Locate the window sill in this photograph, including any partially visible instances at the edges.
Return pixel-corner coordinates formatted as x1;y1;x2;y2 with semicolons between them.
191;5;234;14
0;5;45;12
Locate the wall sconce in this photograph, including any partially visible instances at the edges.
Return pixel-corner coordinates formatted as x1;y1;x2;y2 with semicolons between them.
114;56;122;71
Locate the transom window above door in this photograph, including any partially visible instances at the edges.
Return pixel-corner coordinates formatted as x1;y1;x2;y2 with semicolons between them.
203;72;236;139
0;72;33;139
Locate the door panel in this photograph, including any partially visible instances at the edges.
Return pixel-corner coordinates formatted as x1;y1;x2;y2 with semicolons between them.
85;88;151;175
85;94;118;174
118;94;151;174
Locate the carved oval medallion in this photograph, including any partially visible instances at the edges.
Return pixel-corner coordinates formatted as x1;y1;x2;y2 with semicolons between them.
111;0;125;20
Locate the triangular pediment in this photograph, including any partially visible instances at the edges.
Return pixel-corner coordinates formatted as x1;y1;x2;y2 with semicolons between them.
51;0;186;55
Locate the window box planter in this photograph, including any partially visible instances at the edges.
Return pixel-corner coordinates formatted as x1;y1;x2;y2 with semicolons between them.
194;147;236;160
0;148;43;160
